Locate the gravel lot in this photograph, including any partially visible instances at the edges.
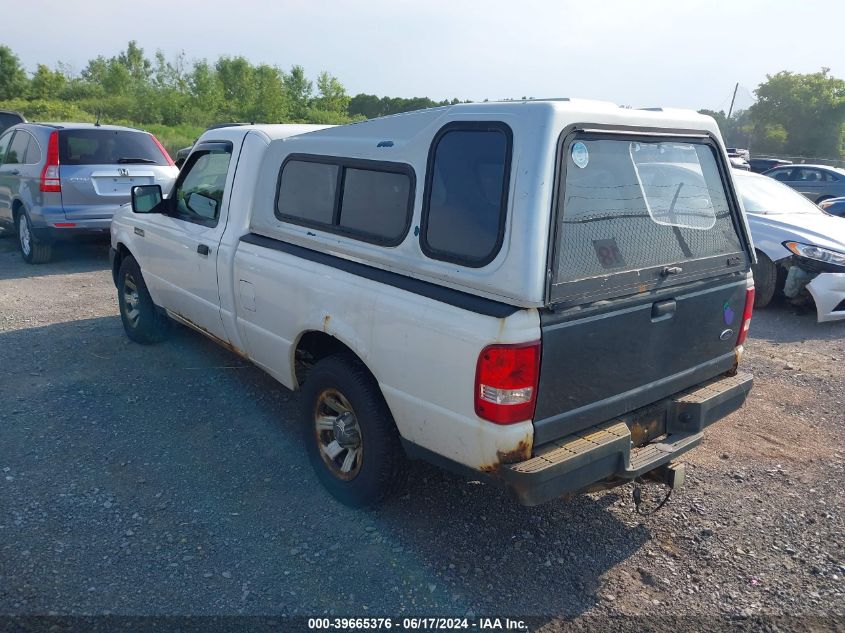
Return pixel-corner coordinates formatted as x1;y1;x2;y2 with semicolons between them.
1;236;843;630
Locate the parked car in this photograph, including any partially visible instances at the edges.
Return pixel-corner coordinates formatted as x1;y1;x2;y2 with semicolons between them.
761;164;845;204
110;102;755;508
749;157;791;173
729;156;751;171
0;123;179;263
174;123;250;168
818;196;845;217
734;170;845;321
0;110;25;135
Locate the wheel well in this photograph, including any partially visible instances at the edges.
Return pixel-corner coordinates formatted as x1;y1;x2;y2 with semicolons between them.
12;200;23;220
112;243;131;287
294;331;358;387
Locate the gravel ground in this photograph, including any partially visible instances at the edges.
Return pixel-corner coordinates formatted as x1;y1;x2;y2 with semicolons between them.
0;236;843;631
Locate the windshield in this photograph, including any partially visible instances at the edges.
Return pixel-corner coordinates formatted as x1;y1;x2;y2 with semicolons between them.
736;173;824;215
551;136;744;302
58;129;169;166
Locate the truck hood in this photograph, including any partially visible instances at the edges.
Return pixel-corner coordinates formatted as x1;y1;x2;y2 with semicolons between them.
747;212;845;261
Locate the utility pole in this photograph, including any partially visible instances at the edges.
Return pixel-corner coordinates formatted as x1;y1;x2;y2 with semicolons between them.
727;82;739;119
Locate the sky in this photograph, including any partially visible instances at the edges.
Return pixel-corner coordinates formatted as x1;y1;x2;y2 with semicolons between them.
3;0;844;112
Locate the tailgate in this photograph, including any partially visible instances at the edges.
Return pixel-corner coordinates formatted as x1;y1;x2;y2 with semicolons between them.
61;165;156;219
535;131;753;445
534;276;747;444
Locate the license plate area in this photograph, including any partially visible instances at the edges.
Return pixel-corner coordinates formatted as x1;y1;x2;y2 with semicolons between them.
627;405;668;447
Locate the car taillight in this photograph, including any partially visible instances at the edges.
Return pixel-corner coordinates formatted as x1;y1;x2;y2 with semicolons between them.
40;130;61;192
736;286;755;347
149;134;175;166
475;341;541;424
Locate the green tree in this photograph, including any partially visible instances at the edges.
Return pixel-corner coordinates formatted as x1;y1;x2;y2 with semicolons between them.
314;71;349;115
284;65;312;120
749;68;845;159
0;46;29;99
249;65;289;123
215;56;254;119
116;41;152;84
29;64;66;100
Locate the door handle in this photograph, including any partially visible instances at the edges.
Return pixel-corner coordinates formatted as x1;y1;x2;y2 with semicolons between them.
134;227;145;237
10;169;20;176
197;244;210;256
651;299;676;321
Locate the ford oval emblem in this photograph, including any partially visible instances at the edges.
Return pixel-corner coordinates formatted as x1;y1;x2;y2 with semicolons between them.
719;328;734;341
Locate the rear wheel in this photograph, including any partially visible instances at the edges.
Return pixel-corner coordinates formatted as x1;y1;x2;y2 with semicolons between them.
751;250;778;308
117;255;170;344
301;353;408;508
16;212;52;264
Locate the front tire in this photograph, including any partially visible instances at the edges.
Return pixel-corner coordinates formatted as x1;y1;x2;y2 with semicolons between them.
751;250;778;308
16;213;52;264
117;255;170;344
301;353;408;508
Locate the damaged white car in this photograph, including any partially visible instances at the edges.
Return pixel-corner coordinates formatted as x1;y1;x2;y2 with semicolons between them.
734;170;845;322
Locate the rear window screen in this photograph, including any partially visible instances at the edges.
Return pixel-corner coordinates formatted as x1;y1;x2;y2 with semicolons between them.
276;160;339;225
339;168;411;241
423;127;510;265
58;129;168;166
555;138;742;286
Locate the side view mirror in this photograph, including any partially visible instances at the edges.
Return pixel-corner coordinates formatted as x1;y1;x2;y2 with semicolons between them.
131;185;163;214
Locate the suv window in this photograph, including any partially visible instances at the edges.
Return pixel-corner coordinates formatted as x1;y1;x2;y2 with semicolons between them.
172;146;232;225
58;129;168;166
0;131;12;164
276;156;414;245
422;123;512;266
6;131;30;165
551;135;744;303
0;113;24;135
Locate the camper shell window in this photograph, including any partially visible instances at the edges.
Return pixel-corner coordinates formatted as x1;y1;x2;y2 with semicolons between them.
275;154;415;246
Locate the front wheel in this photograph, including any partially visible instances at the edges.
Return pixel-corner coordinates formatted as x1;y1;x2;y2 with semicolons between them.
301;353;408;508
751;250;778;308
117;255;170;344
16;213;52;264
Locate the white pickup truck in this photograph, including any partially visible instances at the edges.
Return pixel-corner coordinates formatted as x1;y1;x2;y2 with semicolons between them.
110;100;755;508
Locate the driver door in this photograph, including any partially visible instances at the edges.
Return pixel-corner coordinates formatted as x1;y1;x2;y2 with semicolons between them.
135;140;234;343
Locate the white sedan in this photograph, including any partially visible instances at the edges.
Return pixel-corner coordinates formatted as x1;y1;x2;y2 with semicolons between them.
734;170;845;322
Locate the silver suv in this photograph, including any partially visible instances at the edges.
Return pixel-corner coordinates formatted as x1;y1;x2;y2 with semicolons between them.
0;123;178;263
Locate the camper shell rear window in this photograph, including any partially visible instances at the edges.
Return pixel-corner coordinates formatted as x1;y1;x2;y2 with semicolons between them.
549;130;748;305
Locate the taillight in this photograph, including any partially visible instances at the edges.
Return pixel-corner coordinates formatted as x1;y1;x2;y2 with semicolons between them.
149;134;175;166
40;130;61;192
736;286;755;347
475;341;541;424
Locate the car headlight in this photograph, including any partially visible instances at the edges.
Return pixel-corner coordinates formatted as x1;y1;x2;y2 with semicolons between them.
784;241;845;266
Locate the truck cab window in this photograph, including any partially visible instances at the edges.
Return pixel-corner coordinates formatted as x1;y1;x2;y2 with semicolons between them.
173;149;232;225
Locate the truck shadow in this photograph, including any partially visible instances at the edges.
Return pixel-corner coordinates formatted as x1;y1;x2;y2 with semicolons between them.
0;316;648;620
0;236;110;281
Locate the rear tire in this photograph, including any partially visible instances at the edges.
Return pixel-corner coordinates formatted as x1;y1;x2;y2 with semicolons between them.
16;212;52;264
751;250;777;308
301;353;408;508
117;255;170;344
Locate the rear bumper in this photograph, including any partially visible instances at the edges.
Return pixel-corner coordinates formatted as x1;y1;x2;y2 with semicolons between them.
501;372;753;506
31;219;112;243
